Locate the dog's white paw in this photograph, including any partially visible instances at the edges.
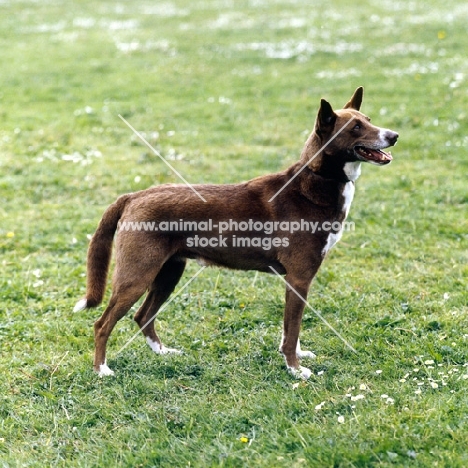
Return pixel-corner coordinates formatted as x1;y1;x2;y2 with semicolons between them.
288;365;312;380
73;298;87;312
296;349;316;359
294;338;316;360
159;345;183;355
97;362;115;377
146;337;182;355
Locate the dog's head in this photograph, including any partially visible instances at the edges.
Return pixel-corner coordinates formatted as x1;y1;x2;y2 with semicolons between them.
306;87;399;181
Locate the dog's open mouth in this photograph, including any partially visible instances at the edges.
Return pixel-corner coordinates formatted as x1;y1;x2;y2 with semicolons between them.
354;146;393;165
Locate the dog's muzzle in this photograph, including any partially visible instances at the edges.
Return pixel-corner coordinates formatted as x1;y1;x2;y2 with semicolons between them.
354;146;393;165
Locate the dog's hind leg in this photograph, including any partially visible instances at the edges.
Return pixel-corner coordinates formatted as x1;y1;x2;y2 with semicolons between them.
94;281;153;376
133;256;187;356
93;251;166;376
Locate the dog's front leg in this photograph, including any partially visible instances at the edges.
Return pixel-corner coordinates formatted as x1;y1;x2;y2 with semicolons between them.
280;276;314;380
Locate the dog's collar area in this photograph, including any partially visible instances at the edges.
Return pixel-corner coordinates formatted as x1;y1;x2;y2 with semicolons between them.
304;164;356;184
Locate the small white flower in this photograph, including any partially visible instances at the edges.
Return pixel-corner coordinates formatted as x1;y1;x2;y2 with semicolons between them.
317;370;324;376
381;394;389;399
424;360;435;365
430;382;439;389
375;370;382;374
399;378;406;383
337;415;345;424
386;397;395;404
415;389;422;395
359;384;367;390
315;401;325;411
351;394;365;401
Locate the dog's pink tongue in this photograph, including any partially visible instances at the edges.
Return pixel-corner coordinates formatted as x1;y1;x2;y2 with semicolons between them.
357;146;392;163
371;148;392;162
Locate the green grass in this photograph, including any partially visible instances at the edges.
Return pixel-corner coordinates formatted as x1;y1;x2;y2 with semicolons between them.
1;0;467;466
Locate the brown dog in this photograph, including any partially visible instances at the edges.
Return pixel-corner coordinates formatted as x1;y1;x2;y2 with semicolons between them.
74;87;398;379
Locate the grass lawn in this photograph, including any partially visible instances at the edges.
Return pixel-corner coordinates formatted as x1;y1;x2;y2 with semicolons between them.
1;0;467;466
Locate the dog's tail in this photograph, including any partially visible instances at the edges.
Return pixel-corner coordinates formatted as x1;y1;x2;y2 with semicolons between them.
73;194;130;312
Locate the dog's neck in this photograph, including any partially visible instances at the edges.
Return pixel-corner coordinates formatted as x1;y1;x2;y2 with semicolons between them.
293;164;345;207
299;131;361;183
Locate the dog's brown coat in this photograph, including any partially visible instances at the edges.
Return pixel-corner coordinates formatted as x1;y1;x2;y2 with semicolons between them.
76;87;398;378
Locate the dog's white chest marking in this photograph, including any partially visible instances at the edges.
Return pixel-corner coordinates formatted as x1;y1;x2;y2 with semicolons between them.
322;228;343;257
343;161;361;182
322;178;356;256
341;179;355;218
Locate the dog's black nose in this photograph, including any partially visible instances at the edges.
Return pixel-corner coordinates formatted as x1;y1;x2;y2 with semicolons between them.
386;131;399;146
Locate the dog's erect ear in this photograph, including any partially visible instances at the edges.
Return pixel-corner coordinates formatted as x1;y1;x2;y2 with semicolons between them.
315;99;337;135
343;86;363;110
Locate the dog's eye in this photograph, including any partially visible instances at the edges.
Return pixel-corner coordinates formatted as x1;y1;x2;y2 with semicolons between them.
353;124;361;131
